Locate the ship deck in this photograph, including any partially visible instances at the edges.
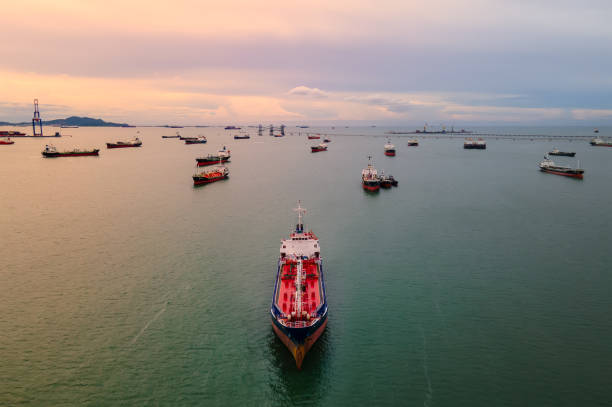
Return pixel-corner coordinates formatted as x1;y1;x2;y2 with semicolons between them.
275;259;323;317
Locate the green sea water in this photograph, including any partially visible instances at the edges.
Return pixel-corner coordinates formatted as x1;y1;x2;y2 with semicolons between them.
1;126;611;406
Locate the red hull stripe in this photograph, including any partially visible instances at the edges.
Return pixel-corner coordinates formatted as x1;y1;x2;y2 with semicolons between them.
193;176;228;185
106;144;141;148
541;169;583;179
362;183;380;191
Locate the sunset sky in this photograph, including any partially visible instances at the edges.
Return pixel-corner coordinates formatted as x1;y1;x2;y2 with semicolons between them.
1;0;611;125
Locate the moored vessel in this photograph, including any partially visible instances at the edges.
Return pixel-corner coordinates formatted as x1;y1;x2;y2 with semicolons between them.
590;138;612;147
106;137;142;148
311;143;327;153
0;138;14;145
192;161;229;185
384;140;396;156
270;202;328;369
379;170;392;189
233;134;250;139
162;132;181;139
323;138;331;143
196;146;231;166
362;156;380;192
42;144;99;157
539;156;584;179
185;136;207;144
549;149;575;157
0;131;26;136
307;134;321;140
407;139;419;146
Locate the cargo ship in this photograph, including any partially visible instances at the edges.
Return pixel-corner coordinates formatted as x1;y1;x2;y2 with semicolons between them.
42;144;99;157
539;156;584;179
464;138;486;149
196;147;231;166
590;138;612;147
362;156;380;192
270;202;328;369
311;143;327;153
192;161;229;185
384;140;396;156
0;138;15;145
185;137;207;144
106;137;142;148
549;149;575;157
407;139;419;146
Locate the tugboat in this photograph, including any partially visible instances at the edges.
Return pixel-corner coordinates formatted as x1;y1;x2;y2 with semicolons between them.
42;144;99;157
590;138;612;147
270;201;328;369
310;143;328;153
0;138;14;145
192;160;229;185
594;128;599;133
407;139;419;146
234;134;250;139
323;138;331;143
196;146;231;166
362;156;380;192
379;170;392;189
307;134;320;140
388;175;398;186
384;140;396;156
549;148;576;157
539;156;584;179
185;136;207;144
106;137;142;148
464;138;486;149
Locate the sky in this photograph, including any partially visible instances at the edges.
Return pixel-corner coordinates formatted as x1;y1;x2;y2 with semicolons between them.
1;0;611;125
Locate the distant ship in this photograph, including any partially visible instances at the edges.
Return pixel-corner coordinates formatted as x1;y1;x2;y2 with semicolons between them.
234;134;250;139
162;132;181;138
0;130;26;136
594;128;599;133
549;149;575;157
590;138;612;147
196;147;231;166
307;134;320;140
106;137;142;148
362;156;380;192
270;202;328;369
311;143;327;153
0;138;15;145
192;161;229;185
464;138;486;149
225;126;241;130
407;139;419;146
539;156;584;179
42;144;99;157
185;136;207;144
384;140;396;156
60;125;79;128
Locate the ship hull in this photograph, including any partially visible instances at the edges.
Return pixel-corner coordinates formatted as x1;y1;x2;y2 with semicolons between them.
549;152;575;157
362;181;380;192
590;142;612;147
464;144;486;149
271;313;328;369
540;168;583;179
384;150;396;156
234;136;250;139
311;147;327;152
0;141;15;145
42;150;99;157
196;158;230;166
192;174;228;185
106;143;141;148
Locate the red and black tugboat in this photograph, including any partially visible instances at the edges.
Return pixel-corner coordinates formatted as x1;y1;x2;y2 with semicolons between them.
192;160;229;185
196;146;231;166
362;156;380;192
384;140;396;156
539;156;584;179
310;143;328;153
42;144;99;157
0;138;15;145
106;137;142;148
271;202;328;369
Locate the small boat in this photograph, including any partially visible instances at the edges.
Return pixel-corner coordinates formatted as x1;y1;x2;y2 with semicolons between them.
407;139;419;146
549;149;575;157
311;143;327;153
0;138;14;145
193;161;229;185
234;134;250;139
539;156;584;179
185;136;207;144
388;175;398;186
196;146;231;166
384;140;396;156
464;138;486;149
271;201;328;369
106;137;142;148
379;171;392;189
594;128;599;133
307;134;321;140
590;138;612;147
362;156;380;192
323;138;331;143
42;144;99;157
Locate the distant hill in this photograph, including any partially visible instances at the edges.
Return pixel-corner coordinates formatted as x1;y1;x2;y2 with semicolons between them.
0;116;132;127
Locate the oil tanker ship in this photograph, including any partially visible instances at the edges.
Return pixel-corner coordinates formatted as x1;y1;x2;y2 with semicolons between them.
192;161;229;185
196;146;230;166
539;156;584;179
362;156;380;192
270;202;328;369
42;144;99;157
106;137;142;148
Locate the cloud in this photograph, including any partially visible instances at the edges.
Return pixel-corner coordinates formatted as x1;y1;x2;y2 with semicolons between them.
288;86;329;98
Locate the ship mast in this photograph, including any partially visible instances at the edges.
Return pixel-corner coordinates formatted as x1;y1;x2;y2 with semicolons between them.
293;200;306;233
